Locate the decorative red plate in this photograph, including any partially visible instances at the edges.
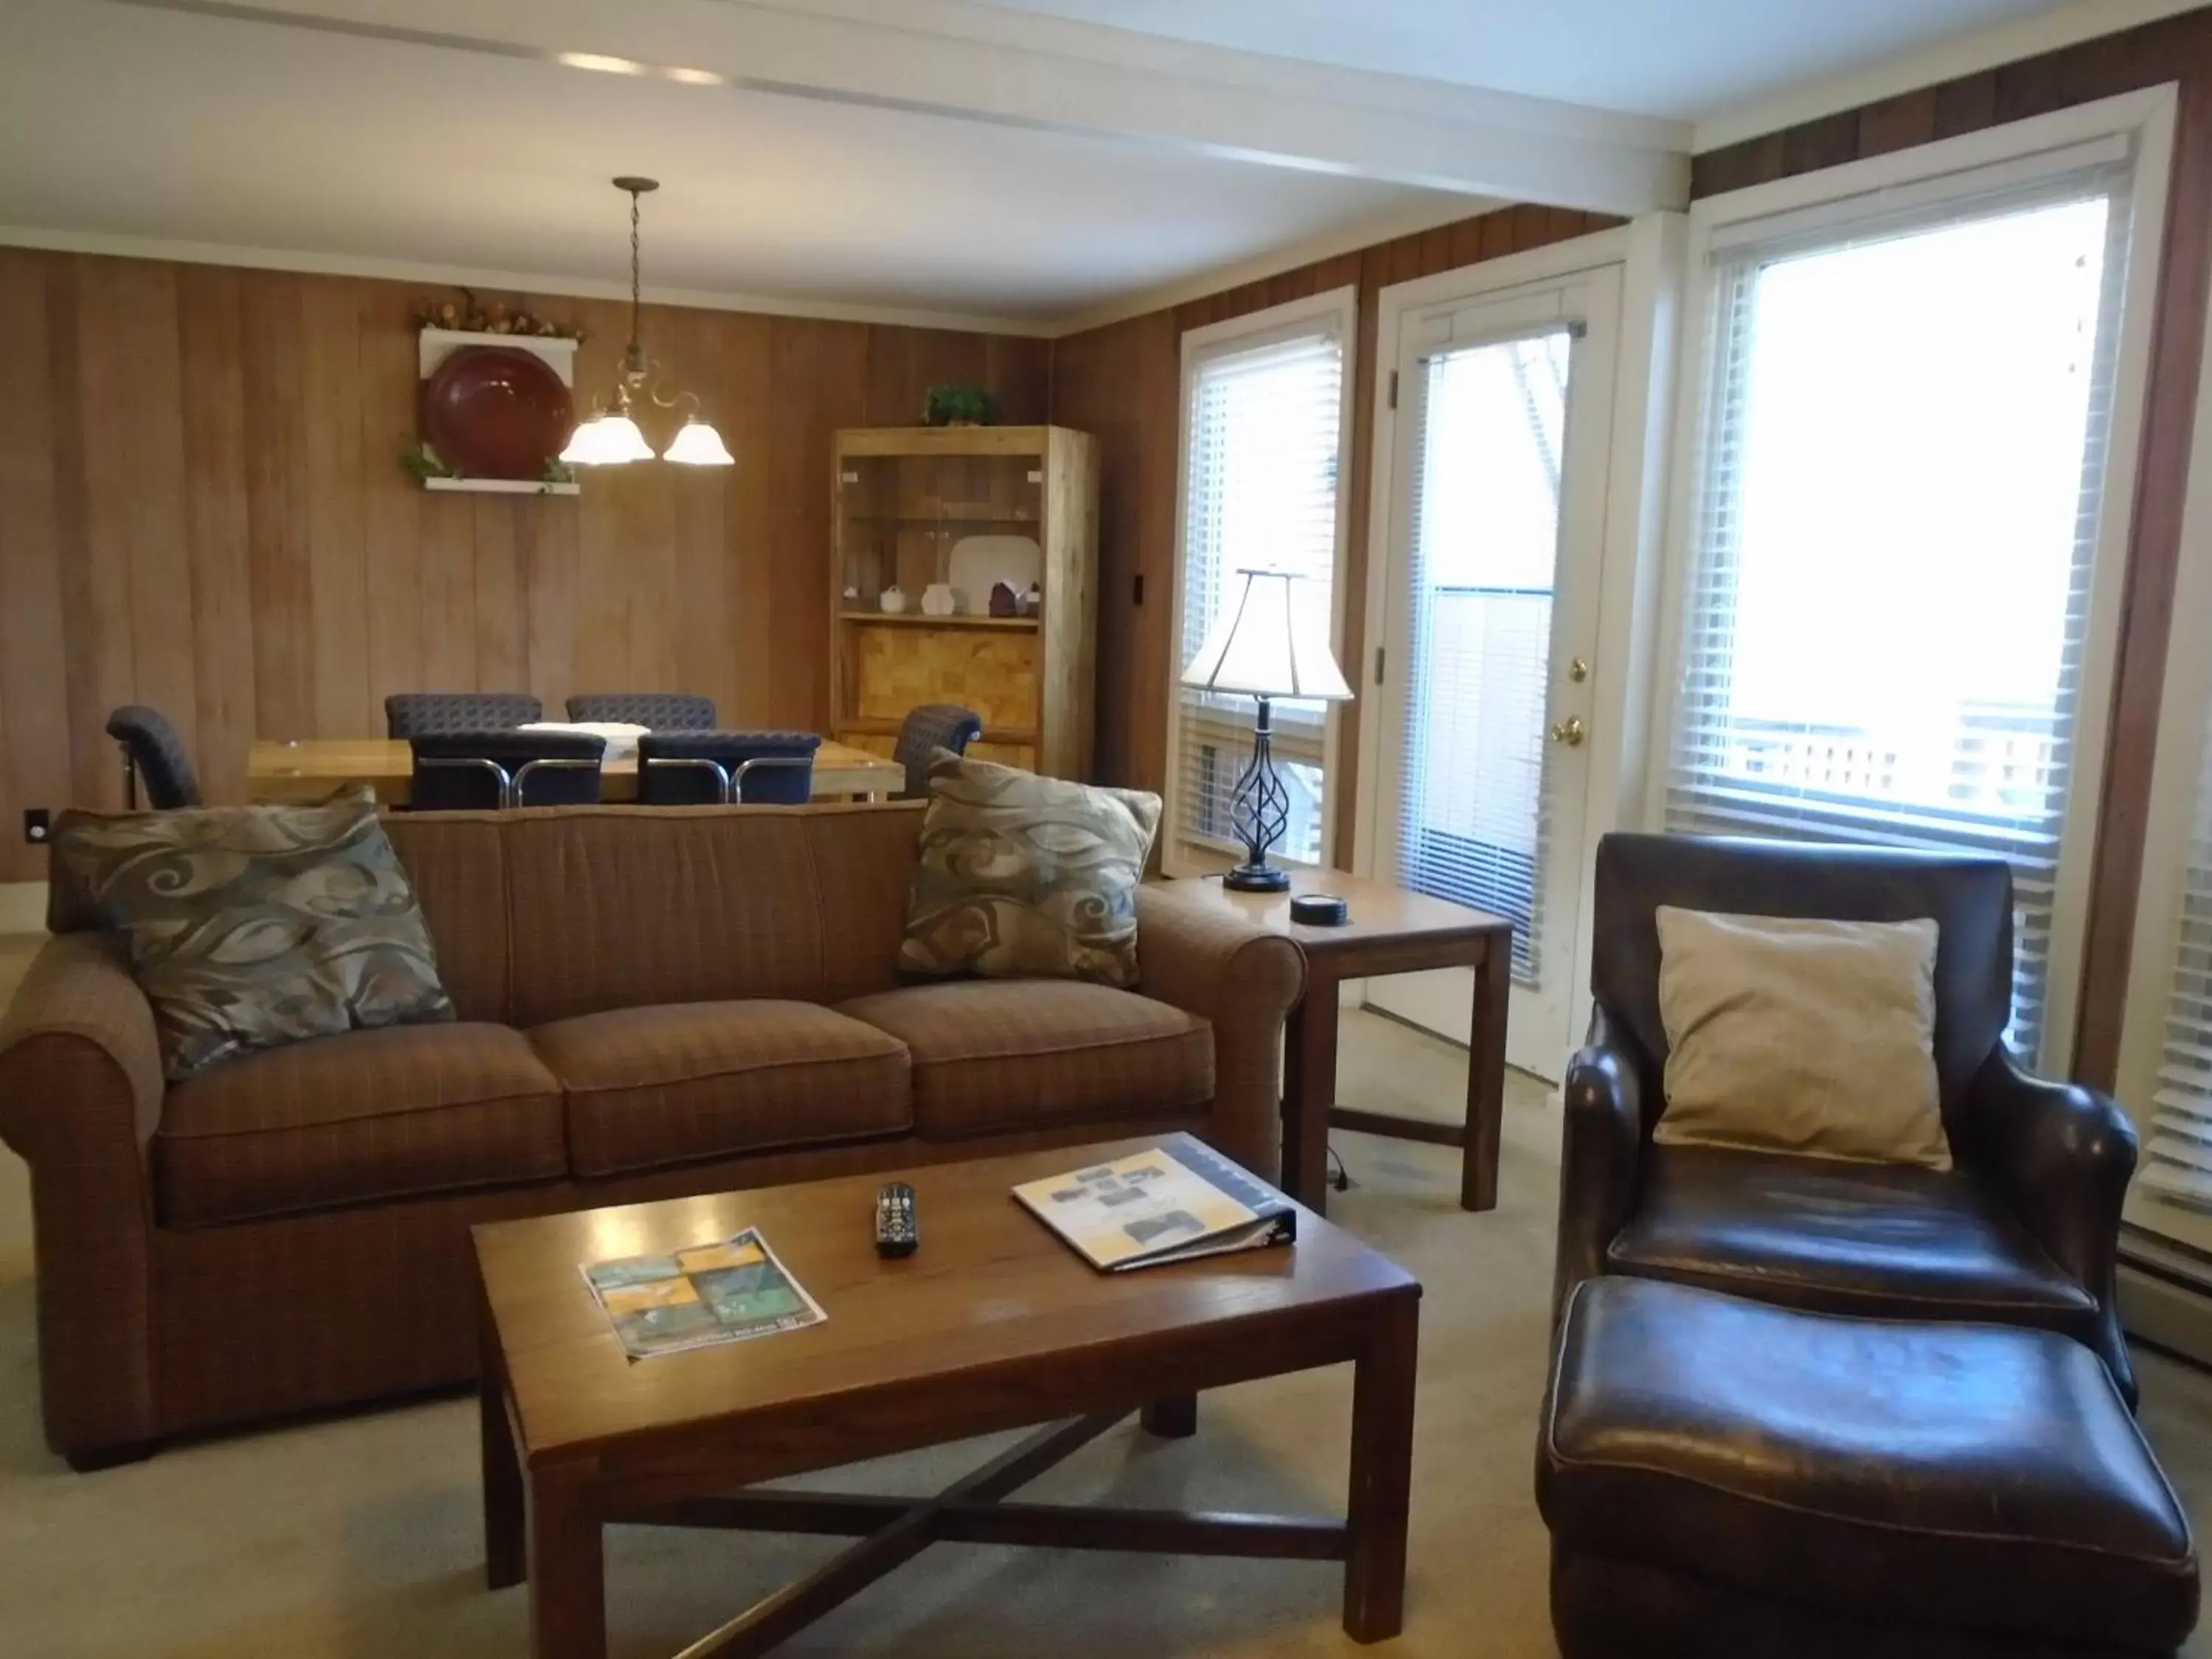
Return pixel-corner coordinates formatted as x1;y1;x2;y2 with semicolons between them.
419;345;574;480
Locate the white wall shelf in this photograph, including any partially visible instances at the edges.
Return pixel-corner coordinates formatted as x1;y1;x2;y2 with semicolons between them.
417;327;578;382
420;476;580;496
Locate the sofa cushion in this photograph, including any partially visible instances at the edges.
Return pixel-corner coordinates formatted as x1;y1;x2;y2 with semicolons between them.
1606;1144;2096;1332
380;812;511;1022
156;1022;563;1226
1539;1277;2197;1652
839;981;1211;1139
532;1001;911;1178
502;810;828;1026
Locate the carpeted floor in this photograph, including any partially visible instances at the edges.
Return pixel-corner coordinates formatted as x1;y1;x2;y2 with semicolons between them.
1;944;2209;1658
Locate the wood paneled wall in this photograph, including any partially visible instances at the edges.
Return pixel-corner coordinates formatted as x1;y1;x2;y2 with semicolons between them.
1692;10;2212;1086
1050;204;1621;857
0;249;1047;880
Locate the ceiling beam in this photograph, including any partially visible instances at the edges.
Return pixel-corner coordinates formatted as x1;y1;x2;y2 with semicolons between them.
110;0;1692;215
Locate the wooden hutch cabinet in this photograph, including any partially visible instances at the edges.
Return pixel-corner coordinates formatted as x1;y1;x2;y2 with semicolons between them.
830;425;1098;779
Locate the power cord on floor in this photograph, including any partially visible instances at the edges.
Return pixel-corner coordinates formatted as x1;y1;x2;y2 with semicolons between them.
1328;1144;1353;1193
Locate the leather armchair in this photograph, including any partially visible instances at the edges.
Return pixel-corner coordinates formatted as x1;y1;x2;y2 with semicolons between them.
1556;832;2139;1404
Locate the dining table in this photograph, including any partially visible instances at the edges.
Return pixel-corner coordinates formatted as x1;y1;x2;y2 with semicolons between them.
244;737;907;806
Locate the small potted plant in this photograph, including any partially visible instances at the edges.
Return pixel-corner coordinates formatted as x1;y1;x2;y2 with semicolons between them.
922;383;998;428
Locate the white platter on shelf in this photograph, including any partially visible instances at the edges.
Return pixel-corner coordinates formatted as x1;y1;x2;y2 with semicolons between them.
947;535;1043;608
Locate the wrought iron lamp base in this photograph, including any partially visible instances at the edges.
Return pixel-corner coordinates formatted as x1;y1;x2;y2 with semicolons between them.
1224;695;1294;892
1223;861;1292;892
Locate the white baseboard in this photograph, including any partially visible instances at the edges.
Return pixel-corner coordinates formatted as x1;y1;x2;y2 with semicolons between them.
0;883;47;935
2121;1251;2212;1370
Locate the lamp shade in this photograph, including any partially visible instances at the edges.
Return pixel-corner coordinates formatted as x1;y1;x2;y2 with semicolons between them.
663;417;736;466
1180;568;1352;701
559;412;653;465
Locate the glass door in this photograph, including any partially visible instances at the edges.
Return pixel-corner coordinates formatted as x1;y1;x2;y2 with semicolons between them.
1363;271;1622;1080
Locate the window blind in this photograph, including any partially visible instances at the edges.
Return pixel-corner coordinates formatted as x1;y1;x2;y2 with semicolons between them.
1173;324;1346;867
2139;714;2212;1211
1394;327;1573;984
1663;168;2133;1065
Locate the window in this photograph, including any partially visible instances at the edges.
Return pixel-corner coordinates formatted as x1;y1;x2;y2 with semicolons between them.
1168;291;1354;873
1394;326;1574;984
2132;714;2212;1214
1663;117;2166;1071
2117;153;2212;1239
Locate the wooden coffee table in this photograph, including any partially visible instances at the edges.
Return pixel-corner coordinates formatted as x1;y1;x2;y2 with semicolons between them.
473;1133;1422;1658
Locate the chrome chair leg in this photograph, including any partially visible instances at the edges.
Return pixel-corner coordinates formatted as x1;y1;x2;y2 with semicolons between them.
508;757;603;809
730;756;816;804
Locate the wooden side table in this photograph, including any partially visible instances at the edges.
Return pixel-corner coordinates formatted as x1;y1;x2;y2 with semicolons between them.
1158;870;1514;1214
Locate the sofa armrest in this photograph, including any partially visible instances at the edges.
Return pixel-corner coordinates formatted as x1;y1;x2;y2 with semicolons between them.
1135;885;1306;1181
1552;1004;1647;1326
1962;1047;2138;1404
0;931;164;1461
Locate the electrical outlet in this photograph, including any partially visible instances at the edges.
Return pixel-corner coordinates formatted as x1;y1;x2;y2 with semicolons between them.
23;808;49;845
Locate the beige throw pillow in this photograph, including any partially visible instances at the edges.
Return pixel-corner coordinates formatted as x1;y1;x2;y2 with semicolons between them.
1653;907;1950;1172
900;754;1161;987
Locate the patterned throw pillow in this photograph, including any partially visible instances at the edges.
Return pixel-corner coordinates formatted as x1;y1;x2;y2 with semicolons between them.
900;754;1162;987
55;790;454;1081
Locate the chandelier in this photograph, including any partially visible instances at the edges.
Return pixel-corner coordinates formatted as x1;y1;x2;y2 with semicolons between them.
560;177;734;467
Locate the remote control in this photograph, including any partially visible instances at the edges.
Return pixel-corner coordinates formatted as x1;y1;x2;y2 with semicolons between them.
874;1181;919;1257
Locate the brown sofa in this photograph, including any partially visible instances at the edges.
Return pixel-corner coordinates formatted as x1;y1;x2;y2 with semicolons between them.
0;802;1305;1467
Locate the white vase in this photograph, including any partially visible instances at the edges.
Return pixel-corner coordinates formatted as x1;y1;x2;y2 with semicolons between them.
879;585;908;615
922;582;961;616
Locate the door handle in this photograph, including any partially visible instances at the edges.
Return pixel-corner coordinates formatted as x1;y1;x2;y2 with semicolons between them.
1548;715;1587;748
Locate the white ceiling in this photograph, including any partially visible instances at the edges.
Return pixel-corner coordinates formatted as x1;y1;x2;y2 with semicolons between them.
0;0;2152;328
0;0;1472;327
967;0;2072;122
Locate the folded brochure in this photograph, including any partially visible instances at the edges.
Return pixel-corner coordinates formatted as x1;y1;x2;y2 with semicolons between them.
582;1227;825;1360
1013;1142;1296;1271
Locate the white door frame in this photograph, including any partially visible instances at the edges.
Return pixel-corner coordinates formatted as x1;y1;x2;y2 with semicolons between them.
1362;271;1622;1075
1353;216;1687;1078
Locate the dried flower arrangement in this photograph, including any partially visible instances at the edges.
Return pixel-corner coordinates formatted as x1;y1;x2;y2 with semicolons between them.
412;287;584;340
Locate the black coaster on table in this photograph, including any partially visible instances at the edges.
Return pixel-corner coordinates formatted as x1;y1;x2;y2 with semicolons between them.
1289;893;1349;926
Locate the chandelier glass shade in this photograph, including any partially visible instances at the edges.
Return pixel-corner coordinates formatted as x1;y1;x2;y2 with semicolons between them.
560;177;734;468
560;410;653;466
662;417;737;466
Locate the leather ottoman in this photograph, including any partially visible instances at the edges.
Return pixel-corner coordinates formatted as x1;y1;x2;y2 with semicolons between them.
1537;1278;2198;1659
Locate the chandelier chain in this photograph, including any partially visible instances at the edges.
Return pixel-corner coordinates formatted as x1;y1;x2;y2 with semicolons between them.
562;174;731;466
627;186;643;354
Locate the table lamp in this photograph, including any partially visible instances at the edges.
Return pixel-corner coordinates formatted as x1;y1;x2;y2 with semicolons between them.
1180;567;1353;891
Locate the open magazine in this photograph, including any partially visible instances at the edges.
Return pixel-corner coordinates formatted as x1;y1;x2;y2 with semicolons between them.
1013;1142;1296;1272
582;1227;825;1360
